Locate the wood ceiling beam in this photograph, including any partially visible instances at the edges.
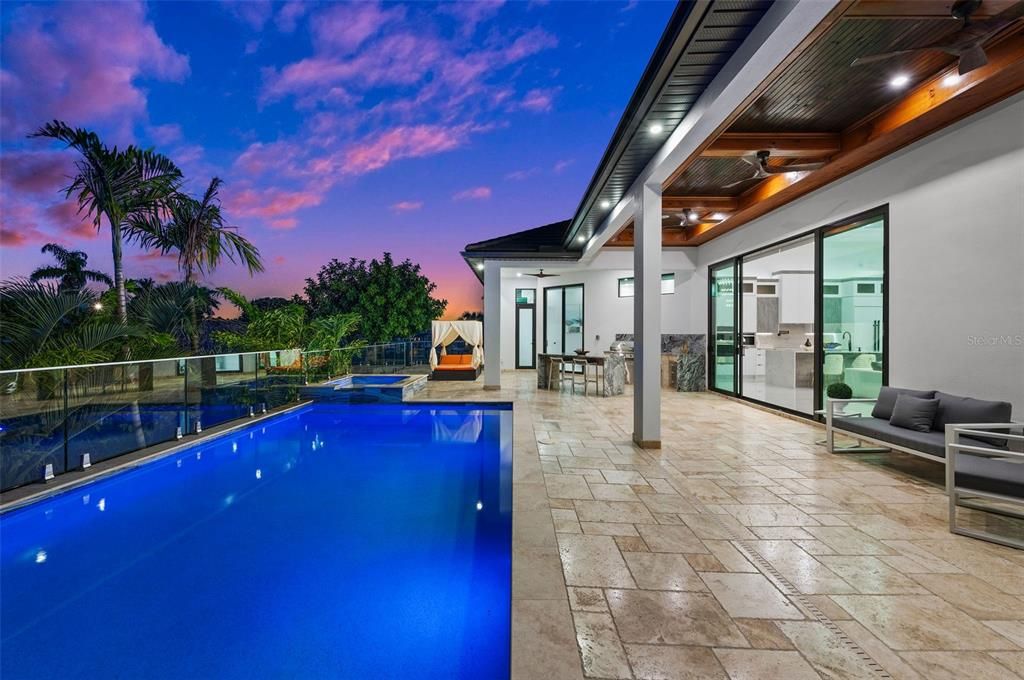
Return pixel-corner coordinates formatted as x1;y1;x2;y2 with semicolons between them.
702;132;841;158
661;196;738;212
845;0;1019;19
687;33;1024;245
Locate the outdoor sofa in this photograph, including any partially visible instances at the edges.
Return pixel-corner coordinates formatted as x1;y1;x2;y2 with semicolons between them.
429;354;482;381
826;386;1023;548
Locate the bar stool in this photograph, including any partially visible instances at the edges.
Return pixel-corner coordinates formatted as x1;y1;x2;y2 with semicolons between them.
581;360;600;396
572;358;588;394
546;355;562;390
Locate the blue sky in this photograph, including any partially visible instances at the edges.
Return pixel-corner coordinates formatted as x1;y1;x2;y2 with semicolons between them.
1;0;675;316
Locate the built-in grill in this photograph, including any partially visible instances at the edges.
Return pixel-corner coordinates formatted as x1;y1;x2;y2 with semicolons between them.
608;340;634;358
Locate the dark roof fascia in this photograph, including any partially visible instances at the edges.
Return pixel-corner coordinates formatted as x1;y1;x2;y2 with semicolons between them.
562;0;707;248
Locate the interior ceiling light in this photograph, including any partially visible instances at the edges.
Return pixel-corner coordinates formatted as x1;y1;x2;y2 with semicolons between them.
942;73;962;86
475;263;484;271
889;73;910;88
649;123;664;134
576;235;586;243
687;210;700;221
600;200;611;209
711;212;727;221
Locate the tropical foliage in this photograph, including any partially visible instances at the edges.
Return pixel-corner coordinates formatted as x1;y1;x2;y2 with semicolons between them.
304;253;447;343
31;121;182;325
30;243;112;292
132;177;263;350
213;289;363;375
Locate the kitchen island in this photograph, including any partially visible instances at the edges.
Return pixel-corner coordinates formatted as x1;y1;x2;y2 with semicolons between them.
536;353;626;396
765;349;814;388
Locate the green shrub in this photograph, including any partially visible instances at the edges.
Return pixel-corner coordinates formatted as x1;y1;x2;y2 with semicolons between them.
827;382;853;400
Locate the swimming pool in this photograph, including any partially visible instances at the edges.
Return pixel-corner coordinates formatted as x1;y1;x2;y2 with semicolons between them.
0;402;512;679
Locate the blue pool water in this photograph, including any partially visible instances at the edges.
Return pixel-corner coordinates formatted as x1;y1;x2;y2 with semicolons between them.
0;403;512;679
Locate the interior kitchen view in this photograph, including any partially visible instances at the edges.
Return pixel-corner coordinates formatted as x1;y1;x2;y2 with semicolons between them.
713;214;886;416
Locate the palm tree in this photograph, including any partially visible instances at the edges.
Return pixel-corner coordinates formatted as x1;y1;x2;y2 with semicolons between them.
133;177;263;351
30;121;182;326
29;243;112;293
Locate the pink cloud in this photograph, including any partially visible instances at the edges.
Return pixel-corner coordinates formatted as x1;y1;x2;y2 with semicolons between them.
234;141;304;176
273;255;287;265
276;1;308;32
0;200;51;248
311;2;405;54
1;2;189;139
391;200;423;212
453;186;492;201
518;87;561;112
270;218;298;230
148;123;182;145
341;124;466;175
553;158;575;173
0;151;72;196
224;186;322;220
505;168;540;181
45;201;98;239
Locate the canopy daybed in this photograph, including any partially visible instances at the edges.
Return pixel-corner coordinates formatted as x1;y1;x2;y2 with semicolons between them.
429;320;483;381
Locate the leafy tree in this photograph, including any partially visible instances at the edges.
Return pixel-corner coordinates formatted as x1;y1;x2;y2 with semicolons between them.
132;177;263;351
127;282;221;349
214;288;360;352
0;278;145;369
30;243;112;293
304;253;447;343
459;311;483;321
30;121;182;326
241;296;293;322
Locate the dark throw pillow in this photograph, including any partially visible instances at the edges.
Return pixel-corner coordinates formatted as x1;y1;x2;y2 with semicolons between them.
871;386;936;420
889;394;940;433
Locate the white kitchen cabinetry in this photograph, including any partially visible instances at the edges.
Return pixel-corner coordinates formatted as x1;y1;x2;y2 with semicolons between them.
777;272;814;324
742;348;766;376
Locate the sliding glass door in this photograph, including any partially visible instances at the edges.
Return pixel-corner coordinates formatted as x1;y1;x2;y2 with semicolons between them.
820;216;887;412
709;261;738;393
543;284;584;355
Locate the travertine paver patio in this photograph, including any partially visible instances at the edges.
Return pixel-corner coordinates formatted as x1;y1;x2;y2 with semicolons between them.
414;372;1024;680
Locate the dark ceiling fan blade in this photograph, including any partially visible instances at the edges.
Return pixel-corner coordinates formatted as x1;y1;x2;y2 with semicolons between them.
523;269;559;278
762;160;826;174
958;44;989;74
851;49;930;67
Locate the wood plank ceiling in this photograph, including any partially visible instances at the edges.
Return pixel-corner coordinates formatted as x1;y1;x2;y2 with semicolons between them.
606;0;1024;248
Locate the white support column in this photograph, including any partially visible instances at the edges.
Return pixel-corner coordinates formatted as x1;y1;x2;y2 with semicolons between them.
633;183;662;448
483;260;502;390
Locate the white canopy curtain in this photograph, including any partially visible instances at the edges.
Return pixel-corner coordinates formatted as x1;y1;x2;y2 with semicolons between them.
429;320;483;369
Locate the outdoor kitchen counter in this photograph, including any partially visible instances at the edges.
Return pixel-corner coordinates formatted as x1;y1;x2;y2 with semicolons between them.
536;353;626;396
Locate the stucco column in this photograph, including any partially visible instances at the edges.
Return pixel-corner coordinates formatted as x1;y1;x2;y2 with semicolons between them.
483;260;502;389
633;183;662;448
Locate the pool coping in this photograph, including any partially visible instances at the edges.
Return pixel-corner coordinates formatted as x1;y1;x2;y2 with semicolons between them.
0;401;313;514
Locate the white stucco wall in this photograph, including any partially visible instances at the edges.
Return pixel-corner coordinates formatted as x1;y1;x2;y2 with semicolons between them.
693;93;1024;412
497;249;701;370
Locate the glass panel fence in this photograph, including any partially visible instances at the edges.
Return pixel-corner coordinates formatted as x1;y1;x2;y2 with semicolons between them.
0;349;303;494
66;360;186;470
0;369;66;491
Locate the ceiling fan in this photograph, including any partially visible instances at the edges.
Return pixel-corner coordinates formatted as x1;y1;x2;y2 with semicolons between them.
851;0;1024;76
521;268;559;278
722;150;826;189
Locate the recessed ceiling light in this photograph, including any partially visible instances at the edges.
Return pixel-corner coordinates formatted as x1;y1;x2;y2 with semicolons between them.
889;74;910;89
711;212;727;221
942;73;961;87
475;263;484;271
687;210;700;221
516;272;522;277
649;123;664;134
577;235;586;243
600;200;611;209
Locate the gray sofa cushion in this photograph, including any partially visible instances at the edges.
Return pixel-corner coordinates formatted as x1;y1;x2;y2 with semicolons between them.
955;452;1024;499
890;395;939;433
834;415;946;458
871;386;936;420
933;391;1012;447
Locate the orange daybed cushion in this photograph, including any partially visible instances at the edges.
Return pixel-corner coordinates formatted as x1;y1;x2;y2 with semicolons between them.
437;354;475;370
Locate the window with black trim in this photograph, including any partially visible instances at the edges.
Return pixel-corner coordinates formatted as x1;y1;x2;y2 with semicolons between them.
617;273;675;297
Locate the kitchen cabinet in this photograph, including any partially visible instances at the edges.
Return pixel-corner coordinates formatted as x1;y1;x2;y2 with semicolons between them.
756;297;778;333
742;347;765;377
777;271;814;324
742;293;757;333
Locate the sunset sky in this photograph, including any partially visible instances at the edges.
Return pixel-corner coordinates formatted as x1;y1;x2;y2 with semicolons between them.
0;0;674;318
